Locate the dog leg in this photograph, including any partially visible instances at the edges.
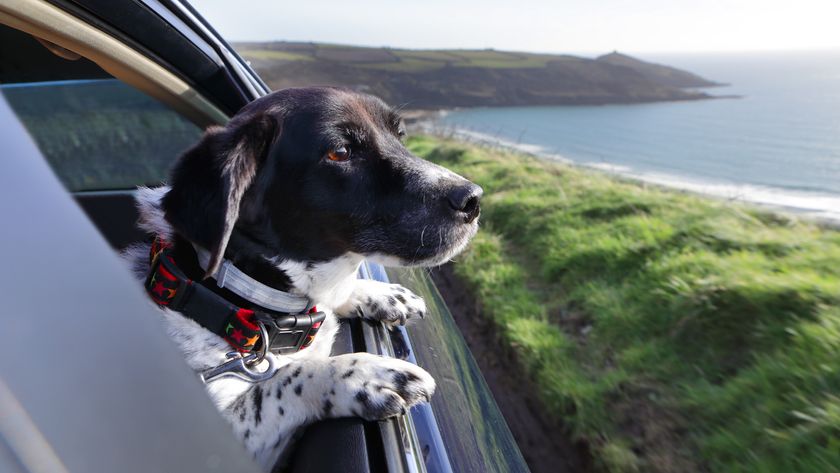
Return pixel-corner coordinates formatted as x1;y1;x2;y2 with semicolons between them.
226;352;435;465
334;279;426;327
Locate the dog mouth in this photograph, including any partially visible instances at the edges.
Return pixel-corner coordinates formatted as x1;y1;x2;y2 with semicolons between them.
362;216;480;268
409;220;479;267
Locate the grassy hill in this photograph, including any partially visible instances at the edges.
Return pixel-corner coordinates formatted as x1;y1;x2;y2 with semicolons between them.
595;51;717;89
409;135;840;473
235;42;721;109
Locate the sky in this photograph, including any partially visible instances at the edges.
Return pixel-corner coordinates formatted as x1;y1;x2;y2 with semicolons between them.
190;0;840;55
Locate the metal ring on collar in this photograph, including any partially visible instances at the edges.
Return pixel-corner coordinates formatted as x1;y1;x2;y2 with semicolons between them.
246;321;270;367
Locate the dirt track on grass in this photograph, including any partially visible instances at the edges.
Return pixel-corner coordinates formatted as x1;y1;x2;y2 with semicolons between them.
429;264;592;473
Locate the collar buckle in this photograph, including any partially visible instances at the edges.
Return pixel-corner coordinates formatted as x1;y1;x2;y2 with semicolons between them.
260;309;326;355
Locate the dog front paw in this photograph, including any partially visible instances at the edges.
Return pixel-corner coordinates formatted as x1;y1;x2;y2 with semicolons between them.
335;280;427;328
363;283;427;327
330;353;435;420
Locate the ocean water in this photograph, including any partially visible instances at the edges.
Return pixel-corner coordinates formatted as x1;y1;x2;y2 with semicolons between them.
435;51;840;222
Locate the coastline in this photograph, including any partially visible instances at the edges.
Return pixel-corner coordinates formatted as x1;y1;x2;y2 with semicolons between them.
409;116;840;227
409;134;840;472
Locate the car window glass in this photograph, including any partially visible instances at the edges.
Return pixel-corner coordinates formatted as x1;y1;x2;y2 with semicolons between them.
0;24;202;191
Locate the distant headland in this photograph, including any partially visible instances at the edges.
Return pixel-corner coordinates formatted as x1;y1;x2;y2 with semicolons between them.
234;42;724;109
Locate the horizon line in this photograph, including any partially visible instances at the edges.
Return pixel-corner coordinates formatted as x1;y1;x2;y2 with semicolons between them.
228;39;840;57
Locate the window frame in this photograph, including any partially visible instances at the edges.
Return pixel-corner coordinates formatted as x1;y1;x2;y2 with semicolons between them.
0;0;227;129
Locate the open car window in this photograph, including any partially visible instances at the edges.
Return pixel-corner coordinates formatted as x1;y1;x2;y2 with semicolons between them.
0;24;202;191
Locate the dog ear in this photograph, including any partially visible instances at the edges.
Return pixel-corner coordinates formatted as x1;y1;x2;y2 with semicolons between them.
163;113;279;278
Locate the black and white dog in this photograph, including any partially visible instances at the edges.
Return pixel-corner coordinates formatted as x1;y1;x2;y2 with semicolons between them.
125;87;481;468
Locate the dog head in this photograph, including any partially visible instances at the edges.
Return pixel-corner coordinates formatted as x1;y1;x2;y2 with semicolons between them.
163;87;481;276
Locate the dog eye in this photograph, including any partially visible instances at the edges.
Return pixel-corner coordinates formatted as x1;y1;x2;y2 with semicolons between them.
327;146;351;162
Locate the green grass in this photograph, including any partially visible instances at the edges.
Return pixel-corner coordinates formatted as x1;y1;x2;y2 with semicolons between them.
391;50;468;63
408;135;840;473
239;44;562;70
443;50;558;68
357;59;444;72
238;49;313;62
357;49;549;71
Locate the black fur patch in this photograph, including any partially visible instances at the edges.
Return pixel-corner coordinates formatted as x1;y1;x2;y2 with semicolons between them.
355;390;371;408
393;372;408;393
231;395;248;423
294;384;303;396
395;371;420;391
323;399;333;416
342;369;355;379
252;386;263;424
163;112;279;276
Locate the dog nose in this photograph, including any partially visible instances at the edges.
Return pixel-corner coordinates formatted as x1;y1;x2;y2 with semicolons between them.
446;183;483;223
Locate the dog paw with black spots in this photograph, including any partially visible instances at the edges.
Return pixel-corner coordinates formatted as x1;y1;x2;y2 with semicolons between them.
224;353;434;463
337;280;427;328
328;353;435;420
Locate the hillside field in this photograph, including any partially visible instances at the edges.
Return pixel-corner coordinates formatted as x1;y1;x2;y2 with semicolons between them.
235;42;721;108
409;135;840;473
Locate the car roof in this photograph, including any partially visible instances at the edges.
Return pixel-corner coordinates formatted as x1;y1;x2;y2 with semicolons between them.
48;0;269;114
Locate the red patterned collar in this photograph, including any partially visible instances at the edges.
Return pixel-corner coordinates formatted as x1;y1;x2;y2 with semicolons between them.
145;238;324;355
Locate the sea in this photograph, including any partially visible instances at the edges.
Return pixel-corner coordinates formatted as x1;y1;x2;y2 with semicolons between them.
433;50;840;222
